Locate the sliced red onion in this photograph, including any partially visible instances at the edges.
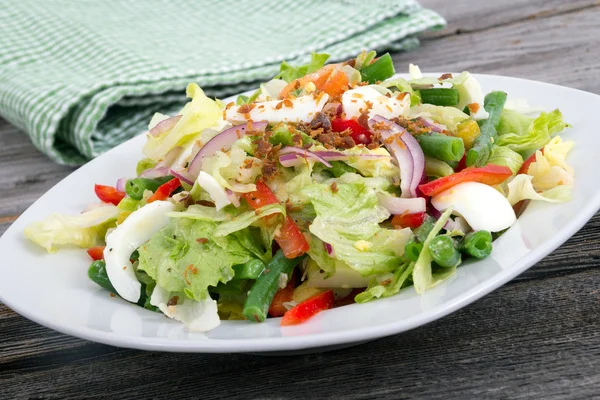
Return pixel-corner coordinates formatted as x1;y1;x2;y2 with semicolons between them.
170;169;195;186
115;177;127;192
187;121;268;177
149;115;181;137
417;117;445;133
368;115;425;198
279;147;333;168
310;150;391;162
324;242;335;257
430;205;472;233
140;165;170;178
377;193;426;214
226;189;241;207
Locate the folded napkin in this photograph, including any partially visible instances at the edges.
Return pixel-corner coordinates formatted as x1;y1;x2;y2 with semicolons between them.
0;0;445;165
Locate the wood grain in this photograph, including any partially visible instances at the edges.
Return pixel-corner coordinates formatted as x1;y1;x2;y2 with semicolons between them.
1;1;600;399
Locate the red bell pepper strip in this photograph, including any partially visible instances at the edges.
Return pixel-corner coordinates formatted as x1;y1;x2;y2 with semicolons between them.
242;181;309;259
94;184;126;206
456;153;467;172
391;211;426;230
268;270;296;317
147;178;181;203
518;149;544;175
331;118;372;145
418;164;512;197
87;246;105;261
280;290;335;326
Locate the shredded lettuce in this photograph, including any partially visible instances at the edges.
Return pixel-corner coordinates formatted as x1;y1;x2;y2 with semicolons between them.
496;109;571;156
409;104;470;133
506;174;572;205
355;262;415;303
142;83;221;161
303;181;411;276
380;77;421;106
487;146;523;175
24;204;119;252
529;136;574;190
201;148;261;193
408;71;469;87
276;53;330;83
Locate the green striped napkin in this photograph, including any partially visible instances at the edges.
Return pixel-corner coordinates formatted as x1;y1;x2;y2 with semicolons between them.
0;0;445;165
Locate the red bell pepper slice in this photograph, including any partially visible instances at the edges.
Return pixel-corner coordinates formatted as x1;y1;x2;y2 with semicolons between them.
518;148;544;175
391;211;426;229
418;164;513;197
242;181;309;259
456;153;467;172
280;290;335;326
87;246;105;261
268;270;296;317
94;184;126;206
331;118;372;145
147;178;181;203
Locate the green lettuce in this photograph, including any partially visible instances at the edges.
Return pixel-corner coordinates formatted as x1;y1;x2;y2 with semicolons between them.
496;109;570;155
409;104;470;132
380;77;421;106
355;262;415;303
302;181;411;276
201;148;261;193
138;217;262;301
487;146;523;175
24;204;119;252
506;174;572;205
276;53;330;83
142;83;221;161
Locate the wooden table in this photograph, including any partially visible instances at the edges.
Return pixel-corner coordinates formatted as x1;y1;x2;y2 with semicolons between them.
2;1;600;398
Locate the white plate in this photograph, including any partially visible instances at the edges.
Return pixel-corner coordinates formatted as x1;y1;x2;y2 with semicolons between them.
1;75;599;353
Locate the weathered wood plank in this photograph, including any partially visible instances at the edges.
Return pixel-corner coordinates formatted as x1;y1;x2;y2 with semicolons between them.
396;5;600;94
1;268;599;399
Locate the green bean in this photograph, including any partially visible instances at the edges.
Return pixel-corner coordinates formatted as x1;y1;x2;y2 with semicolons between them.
360;53;395;84
413;216;436;243
125;176;173;200
117;197;139;211
416;132;465;163
88;260;116;293
404;238;423;262
466;91;507;167
428;235;462;268
233;259;266;280
420;88;459;106
242;250;302;322
425;156;455;178
460;231;493;259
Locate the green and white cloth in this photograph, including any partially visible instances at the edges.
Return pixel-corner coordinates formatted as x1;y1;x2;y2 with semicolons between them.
0;0;445;165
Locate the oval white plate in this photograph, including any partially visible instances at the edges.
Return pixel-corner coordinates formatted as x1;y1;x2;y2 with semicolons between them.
1;75;599;353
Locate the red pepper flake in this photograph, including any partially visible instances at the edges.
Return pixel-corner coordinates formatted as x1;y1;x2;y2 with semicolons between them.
238;103;255;114
275;101;284;110
330;181;338;193
196;238;209;244
467;103;480;114
167;296;179;306
283;99;294;108
439;73;453;81
184;264;199;285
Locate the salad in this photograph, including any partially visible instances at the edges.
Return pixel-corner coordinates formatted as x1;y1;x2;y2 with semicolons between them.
25;51;575;331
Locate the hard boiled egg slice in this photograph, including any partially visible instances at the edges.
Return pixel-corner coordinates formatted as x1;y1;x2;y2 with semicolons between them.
103;201;174;303
196;171;230;211
342;85;410;120
224;93;329;124
431;181;516;232
455;73;489;121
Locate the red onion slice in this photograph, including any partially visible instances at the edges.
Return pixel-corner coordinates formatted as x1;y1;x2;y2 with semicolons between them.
187;121;268;177
170;169;195;186
417;117;445;133
115;178;127;193
225;189;241;207
149;115;181;137
377;194;426;214
324;242;335;257
140;166;170;178
368;115;425;198
140;146;183;178
279;147;333;168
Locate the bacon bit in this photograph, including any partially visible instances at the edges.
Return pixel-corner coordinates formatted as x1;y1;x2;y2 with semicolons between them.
262;159;279;180
167;296;180;306
467;103;481;114
110;292;116;297
351;99;357;103
274;101;284;110
196;238;209;244
184;264;199;285
225;102;235;109
283;99;294;108
197;200;216;207
439;73;453;81
310;112;331;131
238;103;255;114
122;266;127;270
330;181;338;193
292;133;303;147
243;158;254;169
258;104;265;109
364;100;374;112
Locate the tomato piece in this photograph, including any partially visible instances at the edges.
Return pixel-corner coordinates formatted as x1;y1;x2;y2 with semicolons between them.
269;271;296;317
242;181;309;259
519;149;544;175
87;246;105;261
391;211;426;229
147;178;181;203
418;164;512;197
281;290;335;326
331;118;372;145
94;184;126;206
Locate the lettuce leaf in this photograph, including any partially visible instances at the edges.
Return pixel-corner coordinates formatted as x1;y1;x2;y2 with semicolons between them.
137;218;260;301
302;181;411;276
355;262;415;303
277;53;330;83
142;83;221;161
201;148;261;193
409;104;470;133
487;146;523;175
149;285;220;331
506;174;572;205
529;136;574;190
24;204;119;252
496;109;570;155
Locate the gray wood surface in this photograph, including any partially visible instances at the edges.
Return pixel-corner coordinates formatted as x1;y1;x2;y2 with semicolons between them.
2;1;600;398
